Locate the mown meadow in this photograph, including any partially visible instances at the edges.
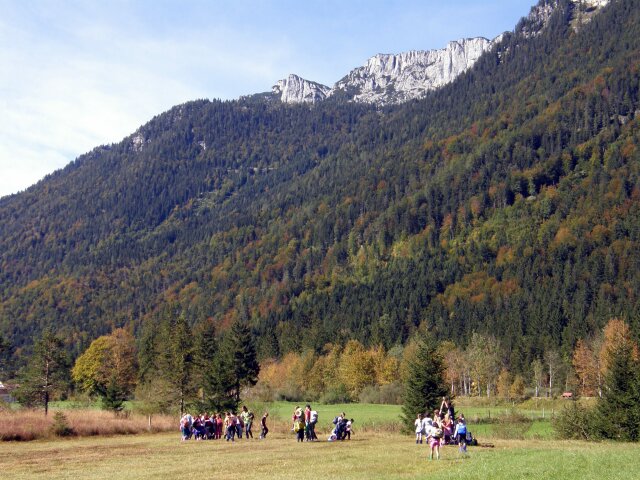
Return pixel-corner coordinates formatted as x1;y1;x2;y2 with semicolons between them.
3;397;636;479
1;430;639;480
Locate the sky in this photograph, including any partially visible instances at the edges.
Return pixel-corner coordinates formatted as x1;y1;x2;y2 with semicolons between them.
0;0;536;198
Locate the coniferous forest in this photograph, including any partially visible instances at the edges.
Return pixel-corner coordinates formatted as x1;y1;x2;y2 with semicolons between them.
1;0;640;404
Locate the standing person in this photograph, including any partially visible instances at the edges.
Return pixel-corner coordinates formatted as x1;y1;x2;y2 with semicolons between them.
304;405;312;441
440;397;455;421
236;411;244;439
225;412;236;442
180;413;193;441
241;406;254;439
428;415;442;460
415;413;424;444
260;412;269;439
453;415;468;454
309;407;318;441
345;419;354;440
292;406;302;431
295;416;305;442
442;414;454;445
216;413;223;439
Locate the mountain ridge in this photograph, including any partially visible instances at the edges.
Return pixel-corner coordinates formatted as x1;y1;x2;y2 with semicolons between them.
1;0;638;376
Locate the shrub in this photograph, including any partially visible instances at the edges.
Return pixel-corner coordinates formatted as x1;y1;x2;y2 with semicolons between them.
358;382;403;405
492;411;533;440
553;402;596;441
319;385;351;404
50;411;75;437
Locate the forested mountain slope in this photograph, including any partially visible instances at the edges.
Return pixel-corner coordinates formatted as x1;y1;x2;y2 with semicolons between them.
1;0;639;375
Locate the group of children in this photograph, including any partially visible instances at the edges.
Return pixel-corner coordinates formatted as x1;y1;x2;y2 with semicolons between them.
328;412;354;442
414;397;469;460
291;404;320;441
180;406;269;441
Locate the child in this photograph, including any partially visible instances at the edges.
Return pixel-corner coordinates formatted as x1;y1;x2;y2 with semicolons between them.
453;415;468;454
415;413;424;444
345;419;354;440
428;417;442;460
260;412;269;439
295;418;305;442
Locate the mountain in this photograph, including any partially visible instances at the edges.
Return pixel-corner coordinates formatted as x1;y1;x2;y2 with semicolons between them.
271;0;611;106
1;0;638;374
272;74;331;104
272;37;495;105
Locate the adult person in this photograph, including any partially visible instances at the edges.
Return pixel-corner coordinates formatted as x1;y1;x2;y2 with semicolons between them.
308;407;318;441
440;397;455;421
241;405;254;439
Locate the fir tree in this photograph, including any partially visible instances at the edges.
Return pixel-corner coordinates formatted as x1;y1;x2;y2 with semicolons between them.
219;319;260;406
595;341;640;441
170;312;196;416
15;330;69;416
401;332;447;431
101;374;126;413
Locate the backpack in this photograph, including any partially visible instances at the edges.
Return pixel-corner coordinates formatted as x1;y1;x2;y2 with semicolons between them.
433;428;443;439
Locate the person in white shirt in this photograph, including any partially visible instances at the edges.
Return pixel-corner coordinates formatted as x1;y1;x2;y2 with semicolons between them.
415;413;425;444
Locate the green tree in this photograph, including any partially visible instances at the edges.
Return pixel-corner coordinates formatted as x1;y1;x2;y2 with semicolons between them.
169;313;196;416
401;332;447;430
595;341;640;441
0;333;11;378
15;331;69;416
220;319;260;406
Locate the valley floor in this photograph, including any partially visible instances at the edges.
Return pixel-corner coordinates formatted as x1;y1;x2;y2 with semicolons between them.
1;431;639;479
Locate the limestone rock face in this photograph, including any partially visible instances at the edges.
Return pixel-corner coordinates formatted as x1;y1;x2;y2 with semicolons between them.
272;74;331;104
270;0;610;106
330;37;493;105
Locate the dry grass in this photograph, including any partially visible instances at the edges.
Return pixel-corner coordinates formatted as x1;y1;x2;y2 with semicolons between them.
0;431;639;480
0;409;175;441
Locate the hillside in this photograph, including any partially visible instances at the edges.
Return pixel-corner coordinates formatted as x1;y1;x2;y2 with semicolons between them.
1;0;639;375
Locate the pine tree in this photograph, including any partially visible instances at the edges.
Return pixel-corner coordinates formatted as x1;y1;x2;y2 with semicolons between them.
170;312;196;416
401;332;447;430
595;341;640;441
101;373;126;413
0;333;11;378
15;330;69;416
219;319;260;406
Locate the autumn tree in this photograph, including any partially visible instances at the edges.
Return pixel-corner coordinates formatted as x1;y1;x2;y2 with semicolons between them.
532;358;544;398
467;333;501;397
572;338;600;396
497;368;512;399
338;340;376;399
72;328;138;411
15;331;70;416
510;375;526;400
599;318;638;374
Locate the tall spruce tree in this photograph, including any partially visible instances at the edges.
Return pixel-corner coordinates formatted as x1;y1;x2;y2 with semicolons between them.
0;333;11;378
170;312;196;416
15;330;69;416
401;332;448;430
221;319;260;405
595;341;640;441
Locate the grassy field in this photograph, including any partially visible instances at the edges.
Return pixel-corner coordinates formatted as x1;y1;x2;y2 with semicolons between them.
1;430;639;479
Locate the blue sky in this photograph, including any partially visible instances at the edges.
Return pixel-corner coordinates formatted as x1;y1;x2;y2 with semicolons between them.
0;0;535;198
